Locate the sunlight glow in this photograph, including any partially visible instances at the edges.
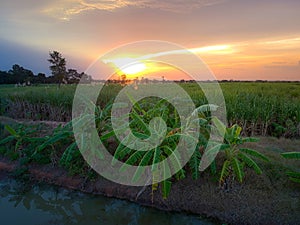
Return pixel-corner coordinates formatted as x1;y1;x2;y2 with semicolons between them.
103;57;147;75
190;45;232;54
102;44;233;78
121;63;146;75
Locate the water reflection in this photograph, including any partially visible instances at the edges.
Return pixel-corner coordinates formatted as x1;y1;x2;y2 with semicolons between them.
0;178;214;225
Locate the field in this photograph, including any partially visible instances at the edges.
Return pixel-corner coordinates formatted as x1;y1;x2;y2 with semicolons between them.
1;82;299;138
0;81;300;224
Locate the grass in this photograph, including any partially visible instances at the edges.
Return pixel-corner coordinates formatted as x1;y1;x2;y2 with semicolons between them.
0;82;299;137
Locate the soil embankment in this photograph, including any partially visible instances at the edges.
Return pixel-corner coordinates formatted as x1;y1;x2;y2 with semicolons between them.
1;146;300;225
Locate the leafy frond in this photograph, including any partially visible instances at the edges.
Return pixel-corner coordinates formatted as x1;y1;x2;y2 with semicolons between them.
0;136;15;145
4;125;18;137
238;152;262;174
193;104;218;115
130;110;150;136
162;180;172;199
231;158;243;183
210;160;217;175
151;169;160;192
112;137;136;164
240;148;269;161
211;117;226;137
281;152;300;159
152;147;161;171
132;150;154;183
162;146;185;180
37;130;72;152
161;157;172;199
286;171;300;179
242;137;259;143
219;160;230;184
189;149;201;179
199;143;222;171
59;142;78;166
289;177;300;183
122;150;144;167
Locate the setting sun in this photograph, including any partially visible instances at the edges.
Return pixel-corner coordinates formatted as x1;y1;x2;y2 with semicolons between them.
121;62;146;75
103;57;147;76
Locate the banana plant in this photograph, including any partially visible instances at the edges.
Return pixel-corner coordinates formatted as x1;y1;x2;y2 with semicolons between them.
211;118;269;186
0;124;43;159
111;96;216;199
281;152;300;183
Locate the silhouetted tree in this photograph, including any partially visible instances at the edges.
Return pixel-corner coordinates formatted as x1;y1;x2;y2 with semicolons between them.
120;74;127;85
48;51;67;87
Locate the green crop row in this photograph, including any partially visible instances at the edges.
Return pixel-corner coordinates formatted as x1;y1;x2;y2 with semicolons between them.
1;97;299;200
0;82;299;137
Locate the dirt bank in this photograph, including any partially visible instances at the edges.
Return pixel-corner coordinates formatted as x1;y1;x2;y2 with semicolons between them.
1;146;300;225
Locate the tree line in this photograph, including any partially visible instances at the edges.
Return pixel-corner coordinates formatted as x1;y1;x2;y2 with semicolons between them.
0;51;91;85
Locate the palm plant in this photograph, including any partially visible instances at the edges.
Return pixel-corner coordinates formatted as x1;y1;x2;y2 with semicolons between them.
109;97;185;199
211;118;269;187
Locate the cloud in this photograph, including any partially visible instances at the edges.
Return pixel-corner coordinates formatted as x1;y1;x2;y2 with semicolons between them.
42;0;226;20
272;61;287;65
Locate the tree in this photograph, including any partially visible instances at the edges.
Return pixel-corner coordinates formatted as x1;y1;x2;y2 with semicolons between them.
8;64;34;84
48;51;67;87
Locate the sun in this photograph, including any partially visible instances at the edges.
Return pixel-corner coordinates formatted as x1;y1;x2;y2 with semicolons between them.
103;57;147;76
121;62;146;75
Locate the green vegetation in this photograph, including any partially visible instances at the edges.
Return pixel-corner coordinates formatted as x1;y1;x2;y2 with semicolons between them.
1;82;299;136
0;81;299;199
281;152;300;183
0;98;269;199
210;118;269;187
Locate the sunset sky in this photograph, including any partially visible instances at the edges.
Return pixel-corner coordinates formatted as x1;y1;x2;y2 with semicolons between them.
0;0;299;80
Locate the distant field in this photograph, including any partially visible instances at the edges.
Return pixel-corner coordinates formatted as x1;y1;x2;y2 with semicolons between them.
0;82;299;138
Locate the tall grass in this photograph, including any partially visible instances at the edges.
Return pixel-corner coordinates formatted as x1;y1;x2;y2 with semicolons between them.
0;82;299;137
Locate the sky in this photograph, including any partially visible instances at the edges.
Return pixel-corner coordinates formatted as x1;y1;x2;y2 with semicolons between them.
0;0;299;80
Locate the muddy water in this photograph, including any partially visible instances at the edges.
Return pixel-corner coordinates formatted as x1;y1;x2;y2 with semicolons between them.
0;178;215;225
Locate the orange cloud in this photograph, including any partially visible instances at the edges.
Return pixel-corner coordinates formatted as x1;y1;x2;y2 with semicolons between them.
42;0;226;20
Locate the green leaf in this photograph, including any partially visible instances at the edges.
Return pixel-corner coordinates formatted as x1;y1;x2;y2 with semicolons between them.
286;171;300;179
199;143;222;171
120;150;144;172
126;93;145;114
60;142;77;165
132;131;150;139
38;131;72;151
240;148;269;161
152;147;161;171
281;152;300;159
131;111;150;136
0;136;15;145
162;146;185;180
242;137;259;143
289;177;300;183
211;117;226;137
132;150;153;183
232;124;242;137
162;180;172;199
238;153;262;174
4;125;17;137
100;130;115;141
231;158;243;183
219;160;230;184
112;143;126;165
210;160;217;175
152;169;160;191
193;104;218;114
189;150;201;179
